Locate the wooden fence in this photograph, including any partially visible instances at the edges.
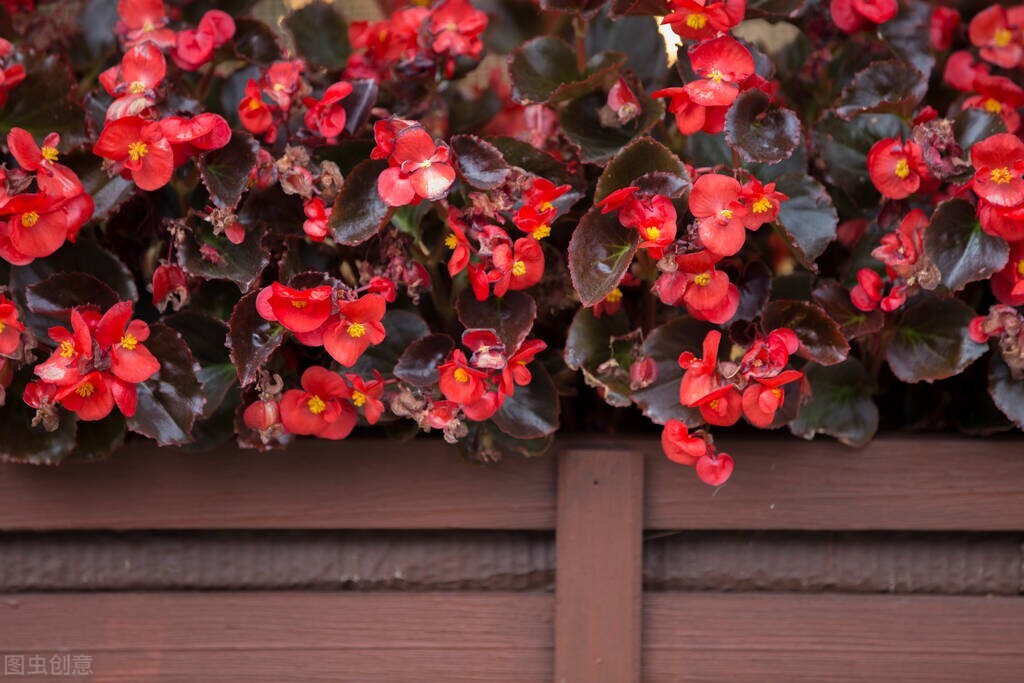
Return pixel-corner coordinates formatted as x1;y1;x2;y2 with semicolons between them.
0;435;1022;681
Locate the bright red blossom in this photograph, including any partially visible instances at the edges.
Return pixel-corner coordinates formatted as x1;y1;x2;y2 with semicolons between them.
684;36;754;108
304;81;353;139
689;173;749;256
323;294;387;367
93;116;174;191
867;138;927;200
280;366;357;440
830;0;898;33
256;283;334;334
971;133;1024;207
376;124;456;207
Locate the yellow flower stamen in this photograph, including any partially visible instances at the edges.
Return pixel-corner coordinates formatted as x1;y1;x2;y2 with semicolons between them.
606;288;623;303
128;141;148;162
273;83;285;92
453;368;470;383
686;12;707;30
351;390;367;407
291;300;307;308
307;395;326;414
20;211;39;228
0;321;5;333
142;20;155;32
76;382;95;398
59;340;75;358
708;398;720;411
719;209;733;220
347;322;367;338
894;159;910;180
995;28;1013;48
771;388;783;400
694;272;711;286
644;226;661;241
752;197;772;214
538;201;554;213
129;81;147;95
991;167;1013;185
984;98;1003;113
512;260;527;277
40;146;59;163
445;233;459;249
1017;259;1024;277
532;224;551;240
708;68;724;84
248;99;263;110
119;333;138;351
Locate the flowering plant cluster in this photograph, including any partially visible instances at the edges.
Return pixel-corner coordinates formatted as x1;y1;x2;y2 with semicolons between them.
0;0;1021;486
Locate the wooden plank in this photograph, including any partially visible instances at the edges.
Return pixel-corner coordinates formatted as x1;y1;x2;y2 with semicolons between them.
644;436;1024;530
0;436;1021;530
0;592;553;682
555;449;643;683
644;593;1024;682
0;439;556;531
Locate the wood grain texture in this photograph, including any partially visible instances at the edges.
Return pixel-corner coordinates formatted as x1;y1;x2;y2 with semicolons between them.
555;449;643;683
0;592;553;683
0;436;1022;530
644;593;1024;683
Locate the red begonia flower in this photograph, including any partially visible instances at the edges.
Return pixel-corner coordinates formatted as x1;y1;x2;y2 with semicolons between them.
500;338;547;396
462;390;503;421
303;197;331;242
256;282;333;334
370;118;417;160
239;79;274;136
243;399;280;432
438;349;489;405
964;75;1024;134
969;5;1022;69
304;81;353;139
930;6;960;51
100;39;165;101
280;366;356;440
741;328;799;379
7;128;84;198
679;329;722;407
0;294;24;356
872;209;927;273
830;0;897;33
661;419;708;466
684;36;754;108
428;0;487;59
867;138;927;200
970;132;1024;207
463;329;507;371
323;294;387;367
377;126;456;207
979;200;1024;241
662;0;745;40
56;370;115;421
690;173;748;256
694;383;743;426
91;302;160;385
992;241;1024;306
618;194;677;259
94;116;174;191
943;50;989;92
117;0;176;48
656;249;737;323
261;60;304;109
492;237;544;297
695;451;734;485
345;372;386;425
151;263;188;312
740;177;787;229
160;113;232;151
850;268;884;312
35;308;95;386
742;369;802;427
1;192;93;259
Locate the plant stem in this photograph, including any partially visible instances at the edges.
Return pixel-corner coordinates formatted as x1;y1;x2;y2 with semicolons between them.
573;16;588;74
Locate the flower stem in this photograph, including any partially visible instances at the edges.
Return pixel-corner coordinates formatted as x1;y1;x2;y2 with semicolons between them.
573;16;588;74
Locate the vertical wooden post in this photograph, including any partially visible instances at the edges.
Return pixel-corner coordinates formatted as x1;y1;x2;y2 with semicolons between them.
555;448;644;683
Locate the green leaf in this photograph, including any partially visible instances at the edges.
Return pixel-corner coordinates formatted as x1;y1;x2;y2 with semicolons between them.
163;312;234;419
924;199;1009;292
451;135;510;190
587;13;668;86
460;420;553;462
341;80;378;137
878;2;934;80
198;131;259;209
283;0;349;69
568;205;639;307
394;334;455;387
127;323;205;446
732;261;772;322
594;136;689;203
813;113;908;205
0;54;87;147
226;290;285;387
725;88;801;164
72;152;137;222
177;216;270;292
772;173;838;271
329;159;394;246
835;60;927;121
886;297;987;383
492;364;560;438
632;316;712;425
455;288;537;350
232;17;283;65
988;353;1024;430
564;307;632;407
763;300;850;366
789;358;878;447
0;373;77;465
811;280;884;340
508;36;581;104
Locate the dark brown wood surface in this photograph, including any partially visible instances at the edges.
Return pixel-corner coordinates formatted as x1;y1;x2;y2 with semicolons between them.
555;449;643;683
2;592;1020;682
0;436;1022;531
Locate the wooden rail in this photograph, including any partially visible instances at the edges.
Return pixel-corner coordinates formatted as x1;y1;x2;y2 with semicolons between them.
0;435;1022;681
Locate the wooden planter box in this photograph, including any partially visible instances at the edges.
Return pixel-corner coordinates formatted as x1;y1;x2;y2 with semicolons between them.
0;436;1022;682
